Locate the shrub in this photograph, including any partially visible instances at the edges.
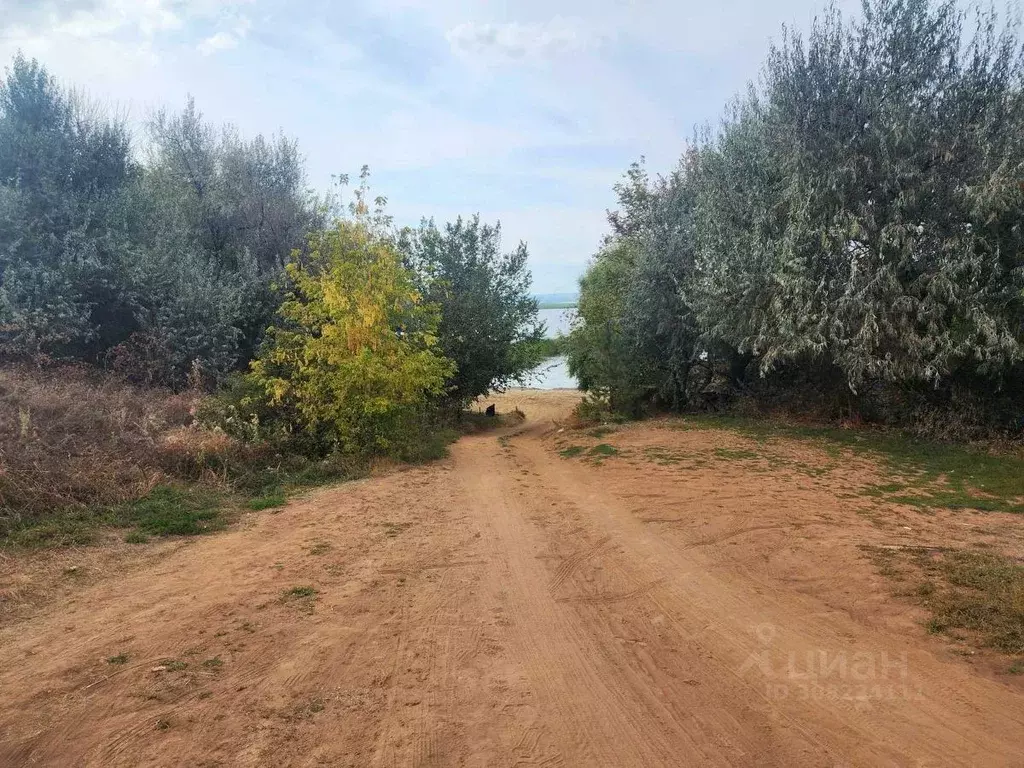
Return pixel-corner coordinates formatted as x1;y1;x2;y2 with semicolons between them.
401;215;543;406
247;220;456;457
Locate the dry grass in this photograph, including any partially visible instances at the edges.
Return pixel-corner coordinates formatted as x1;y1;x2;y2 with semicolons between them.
866;545;1024;664
0;364;195;522
0;364;342;547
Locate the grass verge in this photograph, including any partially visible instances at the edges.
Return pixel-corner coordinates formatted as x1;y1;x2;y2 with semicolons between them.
865;545;1024;665
677;414;1024;514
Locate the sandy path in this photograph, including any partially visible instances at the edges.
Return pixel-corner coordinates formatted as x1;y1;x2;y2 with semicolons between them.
1;390;1022;766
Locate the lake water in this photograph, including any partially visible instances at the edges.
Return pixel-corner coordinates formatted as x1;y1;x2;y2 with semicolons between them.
525;307;578;390
538;307;574;337
526;355;577;389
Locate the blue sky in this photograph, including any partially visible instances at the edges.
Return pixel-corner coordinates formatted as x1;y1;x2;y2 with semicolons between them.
1;0;867;292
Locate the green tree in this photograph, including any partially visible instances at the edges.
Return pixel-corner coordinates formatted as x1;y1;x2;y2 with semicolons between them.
566;239;643;412
0;53;138;360
401;215;543;406
127;98;325;385
576;0;1024;432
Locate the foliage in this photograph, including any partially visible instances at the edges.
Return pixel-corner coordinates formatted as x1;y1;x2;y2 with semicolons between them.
566;239;649;413
0;53;138;361
568;0;1024;435
132;99;324;383
0;56;322;387
529;335;569;359
401;215;543;405
247;220;455;456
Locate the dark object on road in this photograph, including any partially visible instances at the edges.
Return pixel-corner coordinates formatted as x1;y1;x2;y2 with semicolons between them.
485;404;496;417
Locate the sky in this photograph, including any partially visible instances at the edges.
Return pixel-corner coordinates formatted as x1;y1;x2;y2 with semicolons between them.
0;0;866;293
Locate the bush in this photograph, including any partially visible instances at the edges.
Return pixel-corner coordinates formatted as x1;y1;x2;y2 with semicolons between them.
401;215;543;405
246;220;456;457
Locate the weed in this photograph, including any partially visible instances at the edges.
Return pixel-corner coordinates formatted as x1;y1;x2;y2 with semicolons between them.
124;531;149;544
642;446;689;465
866;546;1024;654
156;719;171;731
588;427;616;438
247;488;286;511
115;485;226;537
107;653;129;665
162;659;188;672
681;414;1024;514
382;522;412;538
283;585;317;599
307;541;331;555
201;656;224;669
588;443;619;457
559;445;584;458
713;447;759;461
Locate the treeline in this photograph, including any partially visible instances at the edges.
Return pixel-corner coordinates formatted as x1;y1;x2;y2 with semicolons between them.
568;0;1024;438
0;54;543;459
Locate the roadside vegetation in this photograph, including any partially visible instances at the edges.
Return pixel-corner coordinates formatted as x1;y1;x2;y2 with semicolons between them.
565;0;1024;442
0;56;543;548
867;546;1024;659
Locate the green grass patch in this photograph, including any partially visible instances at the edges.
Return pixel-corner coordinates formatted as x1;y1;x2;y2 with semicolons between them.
247;488;287;511
107;653;129;665
712;447;760;461
115;485;226;537
201;656;224;669
866;546;1024;654
280;585;318;615
559;445;585;458
588;443;619;457
642;446;689;465
678;415;1024;514
282;585;317;599
2;453;372;549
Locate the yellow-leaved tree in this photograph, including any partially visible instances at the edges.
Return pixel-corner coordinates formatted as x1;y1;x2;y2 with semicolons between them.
249;220;455;456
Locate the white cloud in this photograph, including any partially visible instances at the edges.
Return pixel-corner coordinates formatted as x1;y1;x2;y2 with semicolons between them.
197;14;250;55
446;17;600;65
197;30;238;55
56;0;183;38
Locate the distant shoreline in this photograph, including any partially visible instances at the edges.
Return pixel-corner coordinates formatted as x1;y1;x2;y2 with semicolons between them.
538;302;577;310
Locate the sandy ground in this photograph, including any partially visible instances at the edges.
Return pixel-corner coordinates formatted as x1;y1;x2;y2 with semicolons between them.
2;389;1023;767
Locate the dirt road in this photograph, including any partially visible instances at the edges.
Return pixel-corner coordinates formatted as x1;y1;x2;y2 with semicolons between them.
2;390;1023;766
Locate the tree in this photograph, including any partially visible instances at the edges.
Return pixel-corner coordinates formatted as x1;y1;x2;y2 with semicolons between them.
248;220;455;455
132;98;325;382
569;0;1024;433
566;239;644;412
401;215;543;405
0;53;138;361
